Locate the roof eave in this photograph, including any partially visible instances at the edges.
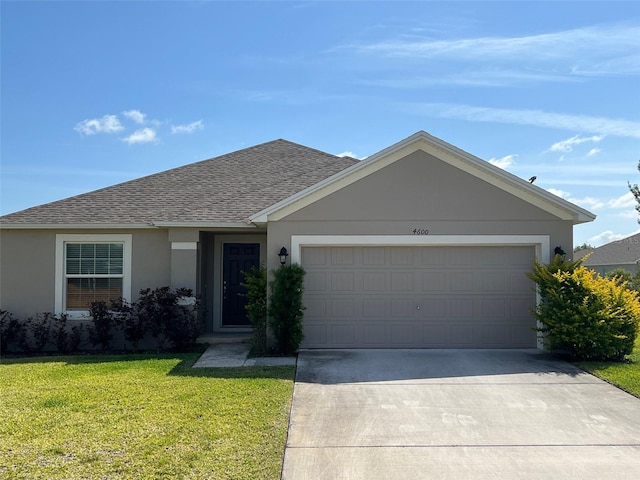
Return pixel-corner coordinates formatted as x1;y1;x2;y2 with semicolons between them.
249;131;597;224
0;223;157;230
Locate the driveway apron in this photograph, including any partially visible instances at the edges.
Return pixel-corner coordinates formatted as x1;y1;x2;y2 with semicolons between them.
282;349;640;480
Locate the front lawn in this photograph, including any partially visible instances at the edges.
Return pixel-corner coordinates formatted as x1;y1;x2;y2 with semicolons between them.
0;353;295;479
576;337;640;398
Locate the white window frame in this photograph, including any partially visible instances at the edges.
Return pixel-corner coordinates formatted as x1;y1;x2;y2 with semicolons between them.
55;234;132;318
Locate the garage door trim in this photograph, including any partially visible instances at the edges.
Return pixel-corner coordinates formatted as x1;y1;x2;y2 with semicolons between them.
291;235;550;349
291;235;550;263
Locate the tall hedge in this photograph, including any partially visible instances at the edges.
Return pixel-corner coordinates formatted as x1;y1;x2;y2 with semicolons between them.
268;264;306;355
241;265;268;356
528;255;640;360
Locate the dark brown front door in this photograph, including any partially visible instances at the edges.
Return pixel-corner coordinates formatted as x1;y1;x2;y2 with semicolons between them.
222;243;260;327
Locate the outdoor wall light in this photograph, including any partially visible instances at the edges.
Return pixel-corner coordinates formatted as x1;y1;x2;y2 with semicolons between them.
554;246;566;256
278;246;289;265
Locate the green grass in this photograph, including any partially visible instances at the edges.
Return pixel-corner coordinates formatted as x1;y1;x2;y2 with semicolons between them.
576;337;640;398
0;353;295;479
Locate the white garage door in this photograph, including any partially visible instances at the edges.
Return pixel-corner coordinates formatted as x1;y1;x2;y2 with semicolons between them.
301;245;537;348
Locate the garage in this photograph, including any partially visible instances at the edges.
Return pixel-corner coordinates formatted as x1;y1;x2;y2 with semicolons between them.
300;244;537;349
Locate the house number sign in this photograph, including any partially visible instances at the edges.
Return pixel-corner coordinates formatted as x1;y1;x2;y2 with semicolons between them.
412;228;430;235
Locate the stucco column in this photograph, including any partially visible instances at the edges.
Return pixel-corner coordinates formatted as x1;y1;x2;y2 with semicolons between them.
170;242;198;292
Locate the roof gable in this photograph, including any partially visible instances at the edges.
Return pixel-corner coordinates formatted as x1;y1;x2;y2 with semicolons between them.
250;131;596;225
0;139;358;228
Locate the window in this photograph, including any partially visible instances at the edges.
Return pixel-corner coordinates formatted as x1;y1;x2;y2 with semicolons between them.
55;234;132;317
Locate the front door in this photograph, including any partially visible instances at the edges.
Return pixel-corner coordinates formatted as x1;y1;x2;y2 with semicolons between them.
222;243;260;327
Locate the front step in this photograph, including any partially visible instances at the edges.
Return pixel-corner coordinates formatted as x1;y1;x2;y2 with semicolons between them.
198;332;252;344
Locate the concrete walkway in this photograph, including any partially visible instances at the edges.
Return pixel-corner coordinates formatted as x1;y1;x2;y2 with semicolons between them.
282;349;640;479
192;341;297;367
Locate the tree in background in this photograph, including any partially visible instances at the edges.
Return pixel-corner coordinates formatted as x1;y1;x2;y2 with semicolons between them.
629;160;640;223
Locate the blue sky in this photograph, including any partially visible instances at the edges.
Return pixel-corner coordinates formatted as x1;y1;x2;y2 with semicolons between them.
2;1;639;247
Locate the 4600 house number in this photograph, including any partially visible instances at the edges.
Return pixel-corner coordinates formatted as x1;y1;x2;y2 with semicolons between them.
412;228;429;235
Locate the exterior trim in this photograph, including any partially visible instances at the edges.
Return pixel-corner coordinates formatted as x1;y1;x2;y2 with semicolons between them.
55;234;133;318
249;131;595;225
171;242;198;250
291;234;550;263
151;221;256;229
1;223;154;230
292;234;548;349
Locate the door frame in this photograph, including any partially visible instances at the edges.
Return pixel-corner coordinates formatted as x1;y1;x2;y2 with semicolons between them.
212;234;266;332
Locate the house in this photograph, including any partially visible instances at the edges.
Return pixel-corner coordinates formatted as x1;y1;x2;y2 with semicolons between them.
0;131;595;349
579;232;640;276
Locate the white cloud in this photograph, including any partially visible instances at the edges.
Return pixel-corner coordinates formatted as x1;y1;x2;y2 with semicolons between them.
171;120;204;134
608;191;635;209
548;189;635;211
74;115;123;135
617;209;637;219
587;148;601;157
336;151;365;160
346;25;640;76
549;134;604;153
123;109;146;124
547;188;569;198
488;154;517;170
398;103;640;138
122;128;157;145
588;230;632;247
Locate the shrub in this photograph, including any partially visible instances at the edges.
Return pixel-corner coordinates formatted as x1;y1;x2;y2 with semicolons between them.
606;268;633;287
1;310;24;354
268;264;306;355
51;313;69;353
241;265;268;356
0;286;199;356
130;287;200;351
164;288;201;350
88;301;120;350
528;255;640;360
31;312;54;352
111;298;145;351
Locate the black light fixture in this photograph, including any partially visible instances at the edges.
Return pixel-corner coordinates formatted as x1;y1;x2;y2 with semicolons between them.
278;246;289;265
554;246;566;256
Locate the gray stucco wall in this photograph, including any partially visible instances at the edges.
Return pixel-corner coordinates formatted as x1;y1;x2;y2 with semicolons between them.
0;229;171;317
266;150;574;272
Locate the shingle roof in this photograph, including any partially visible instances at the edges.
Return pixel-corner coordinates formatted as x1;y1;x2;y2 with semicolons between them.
0;139;358;226
582;232;640;267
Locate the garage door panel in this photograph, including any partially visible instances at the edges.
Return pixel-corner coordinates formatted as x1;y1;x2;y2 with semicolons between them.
331;272;355;291
331;247;355;265
302;247;328;266
450;272;474;291
481;272;507;291
305;271;328;291
422;271;446;291
391;272;414;291
362;298;386;317
301;245;536;348
391;298;414;317
482;298;507;317
509;271;534;292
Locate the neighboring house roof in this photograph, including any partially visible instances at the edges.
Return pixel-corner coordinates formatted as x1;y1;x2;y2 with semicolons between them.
250;131;596;225
0;139;358;228
581;232;640;267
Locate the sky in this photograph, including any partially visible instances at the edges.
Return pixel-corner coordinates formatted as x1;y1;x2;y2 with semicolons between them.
1;1;639;248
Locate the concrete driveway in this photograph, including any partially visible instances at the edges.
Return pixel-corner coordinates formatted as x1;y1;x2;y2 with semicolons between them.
282;349;640;479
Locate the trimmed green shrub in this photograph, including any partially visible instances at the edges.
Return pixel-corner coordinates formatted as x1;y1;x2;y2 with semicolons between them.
88;301;120;350
268;264;306;355
128;287;200;351
528;255;640;360
0;310;24;354
241;265;268;356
